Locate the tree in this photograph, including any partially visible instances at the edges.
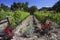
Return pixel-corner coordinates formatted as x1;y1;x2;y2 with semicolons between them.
23;2;28;12
39;7;52;11
29;6;37;15
0;3;9;11
10;2;29;11
0;5;1;10
17;2;22;10
52;0;60;12
11;2;18;11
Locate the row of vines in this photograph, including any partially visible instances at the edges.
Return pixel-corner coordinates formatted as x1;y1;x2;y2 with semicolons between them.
34;11;60;24
0;10;29;27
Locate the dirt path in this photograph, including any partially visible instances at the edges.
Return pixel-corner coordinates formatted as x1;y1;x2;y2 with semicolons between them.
11;15;48;40
11;15;34;40
14;15;33;34
11;15;60;40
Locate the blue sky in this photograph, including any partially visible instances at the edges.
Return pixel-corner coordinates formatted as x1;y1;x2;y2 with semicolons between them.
0;0;59;9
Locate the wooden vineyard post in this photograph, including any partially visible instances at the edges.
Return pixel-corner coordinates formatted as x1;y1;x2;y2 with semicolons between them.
6;16;11;27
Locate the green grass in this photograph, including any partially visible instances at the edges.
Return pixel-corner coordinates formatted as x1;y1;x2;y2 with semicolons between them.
0;10;30;27
34;11;60;24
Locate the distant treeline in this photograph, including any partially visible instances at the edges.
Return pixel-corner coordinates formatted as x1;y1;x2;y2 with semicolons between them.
0;0;60;12
0;2;37;14
39;0;60;12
